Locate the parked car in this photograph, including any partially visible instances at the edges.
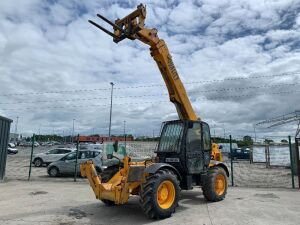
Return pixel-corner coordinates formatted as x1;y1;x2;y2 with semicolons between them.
47;150;103;177
32;148;76;167
229;148;250;160
80;143;104;151
19;141;39;147
7;143;18;154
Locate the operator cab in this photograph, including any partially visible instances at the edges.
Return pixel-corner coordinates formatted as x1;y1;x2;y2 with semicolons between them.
156;120;212;189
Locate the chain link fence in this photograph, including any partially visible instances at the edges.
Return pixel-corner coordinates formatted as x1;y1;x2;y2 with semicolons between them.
4;134;300;189
221;135;298;188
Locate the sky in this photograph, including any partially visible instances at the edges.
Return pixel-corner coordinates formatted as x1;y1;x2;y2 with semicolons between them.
1;0;300;140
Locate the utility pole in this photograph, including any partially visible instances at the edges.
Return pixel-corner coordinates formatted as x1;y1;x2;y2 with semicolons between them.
14;116;19;143
108;82;114;141
213;124;216;138
223;123;226;139
253;124;257;142
38;124;41;142
92;127;95;135
123;120;126;148
72;119;75;143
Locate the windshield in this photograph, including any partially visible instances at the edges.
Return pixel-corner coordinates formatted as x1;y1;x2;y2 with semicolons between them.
157;123;184;152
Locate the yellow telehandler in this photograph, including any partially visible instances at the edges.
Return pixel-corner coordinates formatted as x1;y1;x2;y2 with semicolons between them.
80;4;228;219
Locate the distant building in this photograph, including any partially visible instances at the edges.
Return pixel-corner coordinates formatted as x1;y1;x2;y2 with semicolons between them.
75;135;133;143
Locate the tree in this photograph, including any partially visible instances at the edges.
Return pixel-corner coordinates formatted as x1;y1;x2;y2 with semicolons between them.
264;139;274;144
243;135;253;146
281;139;288;143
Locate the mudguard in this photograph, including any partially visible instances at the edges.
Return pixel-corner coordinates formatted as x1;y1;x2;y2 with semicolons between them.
145;163;182;180
209;160;230;177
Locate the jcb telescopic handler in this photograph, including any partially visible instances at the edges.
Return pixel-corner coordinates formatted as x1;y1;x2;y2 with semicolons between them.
81;4;229;219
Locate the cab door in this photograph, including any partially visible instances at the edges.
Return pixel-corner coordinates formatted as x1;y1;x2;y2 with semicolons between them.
185;122;204;174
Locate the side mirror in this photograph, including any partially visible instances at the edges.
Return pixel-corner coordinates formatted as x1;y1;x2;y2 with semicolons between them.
188;121;194;128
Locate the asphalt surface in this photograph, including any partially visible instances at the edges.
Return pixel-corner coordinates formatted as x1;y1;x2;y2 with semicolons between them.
0;180;299;225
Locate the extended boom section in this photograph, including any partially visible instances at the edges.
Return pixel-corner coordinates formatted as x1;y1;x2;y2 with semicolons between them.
89;4;198;121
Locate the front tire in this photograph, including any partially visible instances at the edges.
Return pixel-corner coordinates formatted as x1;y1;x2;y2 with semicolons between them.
202;167;227;202
100;166;119;183
140;169;180;219
48;167;59;177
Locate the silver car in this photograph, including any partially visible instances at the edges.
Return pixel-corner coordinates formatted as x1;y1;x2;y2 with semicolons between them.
47;150;103;177
33;148;76;167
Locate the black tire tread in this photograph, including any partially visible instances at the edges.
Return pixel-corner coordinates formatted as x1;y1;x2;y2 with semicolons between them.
48;166;59;177
202;166;227;202
140;169;180;219
34;158;43;167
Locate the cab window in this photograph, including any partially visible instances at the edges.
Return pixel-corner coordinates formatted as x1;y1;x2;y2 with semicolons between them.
202;123;211;151
186;123;201;152
158;123;184;152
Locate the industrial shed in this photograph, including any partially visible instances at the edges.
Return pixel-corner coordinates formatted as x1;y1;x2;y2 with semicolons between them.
0;115;13;181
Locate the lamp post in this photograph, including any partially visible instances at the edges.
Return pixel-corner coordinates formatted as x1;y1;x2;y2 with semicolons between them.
72;119;75;143
108;82;114;141
253;124;257;142
124;120;126;148
14;116;19;143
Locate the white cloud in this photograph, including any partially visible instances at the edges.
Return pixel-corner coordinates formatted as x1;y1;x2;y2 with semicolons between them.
0;0;300;139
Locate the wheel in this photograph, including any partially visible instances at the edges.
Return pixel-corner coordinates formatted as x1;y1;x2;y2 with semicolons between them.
202;167;227;202
100;166;119;183
34;158;43;167
95;166;102;175
48;167;59;177
140;169;180;219
101;199;116;206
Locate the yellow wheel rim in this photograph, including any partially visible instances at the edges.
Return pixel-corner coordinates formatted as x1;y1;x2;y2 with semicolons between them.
156;180;175;209
215;174;226;196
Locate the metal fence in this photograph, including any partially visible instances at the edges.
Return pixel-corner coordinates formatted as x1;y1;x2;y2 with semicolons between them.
222;135;298;188
3;133;299;189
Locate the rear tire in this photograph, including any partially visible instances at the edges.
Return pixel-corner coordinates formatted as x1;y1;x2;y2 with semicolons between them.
140;169;180;219
34;158;43;167
202;167;227;202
